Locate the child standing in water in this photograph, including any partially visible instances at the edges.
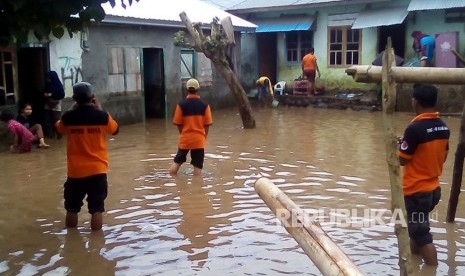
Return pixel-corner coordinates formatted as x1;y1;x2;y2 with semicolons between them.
0;110;49;153
16;102;50;148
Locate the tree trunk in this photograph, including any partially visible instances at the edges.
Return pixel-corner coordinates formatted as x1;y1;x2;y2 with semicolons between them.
446;102;465;222
214;62;256;128
179;11;256;129
381;39;413;275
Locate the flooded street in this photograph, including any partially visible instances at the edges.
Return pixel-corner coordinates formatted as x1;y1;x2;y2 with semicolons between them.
1;106;465;275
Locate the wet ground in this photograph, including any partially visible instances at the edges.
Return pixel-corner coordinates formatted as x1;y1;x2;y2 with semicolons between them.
1;106;465;275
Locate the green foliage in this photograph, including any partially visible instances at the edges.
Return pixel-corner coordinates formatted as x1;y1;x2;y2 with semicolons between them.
173;31;192;48
0;0;137;46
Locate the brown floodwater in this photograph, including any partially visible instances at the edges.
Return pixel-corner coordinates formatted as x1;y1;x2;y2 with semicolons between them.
1;106;465;276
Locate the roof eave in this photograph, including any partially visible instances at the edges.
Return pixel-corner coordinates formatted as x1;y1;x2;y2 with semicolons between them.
102;15;256;31
227;0;390;14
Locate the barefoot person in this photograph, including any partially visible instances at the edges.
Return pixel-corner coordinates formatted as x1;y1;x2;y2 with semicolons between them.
16;102;50;148
56;82;119;231
1;110;49;153
398;84;450;265
301;47;321;95
169;78;213;176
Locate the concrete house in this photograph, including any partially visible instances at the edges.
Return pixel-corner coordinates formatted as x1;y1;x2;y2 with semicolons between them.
202;0;465;111
0;0;256;126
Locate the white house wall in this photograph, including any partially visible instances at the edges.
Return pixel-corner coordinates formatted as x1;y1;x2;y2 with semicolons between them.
49;34;83;97
272;4;379;92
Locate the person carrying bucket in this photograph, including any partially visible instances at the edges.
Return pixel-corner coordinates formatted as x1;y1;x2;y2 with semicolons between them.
256;76;278;108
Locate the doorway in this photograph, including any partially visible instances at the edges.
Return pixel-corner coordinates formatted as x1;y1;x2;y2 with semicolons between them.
17;47;48;122
257;33;277;85
143;48;165;119
378;24;406;58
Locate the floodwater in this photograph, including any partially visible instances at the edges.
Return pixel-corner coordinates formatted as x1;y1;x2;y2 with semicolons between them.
1;106;465;276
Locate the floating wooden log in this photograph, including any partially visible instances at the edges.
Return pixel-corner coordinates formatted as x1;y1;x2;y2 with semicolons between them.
346;66;465;85
254;177;365;276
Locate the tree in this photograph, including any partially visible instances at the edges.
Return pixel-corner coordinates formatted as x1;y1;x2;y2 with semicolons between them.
0;0;138;46
175;12;256;129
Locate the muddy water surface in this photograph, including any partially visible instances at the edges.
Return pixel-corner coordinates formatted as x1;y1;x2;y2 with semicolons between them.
1;107;465;275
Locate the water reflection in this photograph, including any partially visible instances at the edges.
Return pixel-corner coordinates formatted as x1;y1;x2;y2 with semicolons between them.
47;229;116;275
1;107;465;275
176;177;214;267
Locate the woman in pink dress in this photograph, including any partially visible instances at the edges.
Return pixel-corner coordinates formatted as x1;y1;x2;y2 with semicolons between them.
1;110;49;153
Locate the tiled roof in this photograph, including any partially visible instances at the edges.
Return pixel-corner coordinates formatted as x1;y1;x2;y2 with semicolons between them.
101;0;257;29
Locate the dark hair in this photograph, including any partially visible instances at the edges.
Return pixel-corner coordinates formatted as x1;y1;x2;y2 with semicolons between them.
413;84;437;108
309;47;314;53
18;101;31;113
0;110;14;122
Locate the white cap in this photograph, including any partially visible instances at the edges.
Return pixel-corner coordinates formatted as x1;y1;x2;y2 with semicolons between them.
186;78;200;90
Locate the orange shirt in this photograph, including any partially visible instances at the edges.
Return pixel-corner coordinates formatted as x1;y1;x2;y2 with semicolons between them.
398;112;449;196
56;106;119;178
173;94;212;149
302;53;317;71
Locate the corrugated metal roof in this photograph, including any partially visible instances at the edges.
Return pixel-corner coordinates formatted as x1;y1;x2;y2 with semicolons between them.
101;0;257;29
200;0;244;9
408;0;465;11
351;6;408;29
201;0;389;11
254;17;315;32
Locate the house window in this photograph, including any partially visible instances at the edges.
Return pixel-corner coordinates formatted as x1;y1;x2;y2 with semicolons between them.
328;27;361;67
286;31;314;62
181;49;196;79
0;49;16;106
107;47;141;93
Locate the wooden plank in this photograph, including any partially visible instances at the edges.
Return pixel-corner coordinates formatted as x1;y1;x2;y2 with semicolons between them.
346;66;465;84
255;178;365;276
381;39;413;275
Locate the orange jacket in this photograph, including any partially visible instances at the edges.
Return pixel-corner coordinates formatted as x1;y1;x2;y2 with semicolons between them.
173;94;213;149
56;105;119;178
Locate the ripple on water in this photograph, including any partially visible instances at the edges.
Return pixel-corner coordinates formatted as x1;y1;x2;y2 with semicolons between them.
4;109;465;275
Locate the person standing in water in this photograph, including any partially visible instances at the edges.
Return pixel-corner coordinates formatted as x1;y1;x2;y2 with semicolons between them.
398;84;450;266
56;82;119;231
43;71;65;138
169;78;213;176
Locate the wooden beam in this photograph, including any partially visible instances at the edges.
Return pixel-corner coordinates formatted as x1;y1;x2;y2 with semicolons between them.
381;39;413;275
346;66;465;84
254;178;364;276
447;102;465;222
451;49;465;67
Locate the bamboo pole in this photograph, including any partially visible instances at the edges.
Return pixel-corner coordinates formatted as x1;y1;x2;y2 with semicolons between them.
451;49;465;67
254;177;365;276
381;39;413;275
346;66;465;84
446;102;465;222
